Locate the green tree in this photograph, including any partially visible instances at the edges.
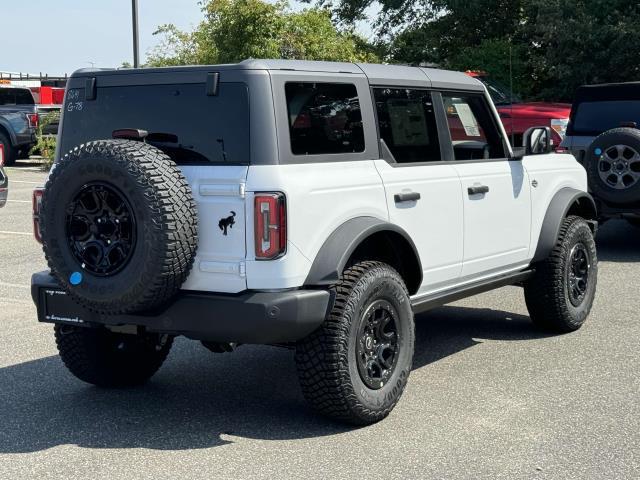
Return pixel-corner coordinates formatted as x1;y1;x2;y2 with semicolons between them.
318;0;640;101
146;0;378;67
523;0;640;101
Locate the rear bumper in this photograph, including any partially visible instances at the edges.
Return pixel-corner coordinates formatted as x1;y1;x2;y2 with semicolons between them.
31;271;331;344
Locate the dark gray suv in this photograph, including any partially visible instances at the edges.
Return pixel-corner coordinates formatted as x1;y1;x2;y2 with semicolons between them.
561;82;640;225
0;85;38;166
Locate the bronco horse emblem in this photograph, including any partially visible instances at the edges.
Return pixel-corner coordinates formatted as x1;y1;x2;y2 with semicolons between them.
218;211;236;235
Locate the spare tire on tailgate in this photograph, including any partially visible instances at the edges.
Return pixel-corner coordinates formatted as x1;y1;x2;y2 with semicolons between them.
585;127;640;205
40;140;198;314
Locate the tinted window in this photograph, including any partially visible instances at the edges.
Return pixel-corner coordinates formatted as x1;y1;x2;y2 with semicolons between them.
442;94;505;160
286;82;364;155
0;88;35;105
373;88;441;163
572;101;640;135
60;83;249;164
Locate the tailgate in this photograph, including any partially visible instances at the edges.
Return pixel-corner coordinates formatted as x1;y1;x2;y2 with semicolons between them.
179;165;249;293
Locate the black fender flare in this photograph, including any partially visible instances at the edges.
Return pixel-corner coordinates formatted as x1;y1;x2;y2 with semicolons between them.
303;216;422;292
532;188;597;263
0;118;17;145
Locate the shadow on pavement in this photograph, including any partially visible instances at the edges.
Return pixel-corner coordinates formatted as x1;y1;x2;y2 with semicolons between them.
596;219;640;262
7;158;49;170
0;306;547;453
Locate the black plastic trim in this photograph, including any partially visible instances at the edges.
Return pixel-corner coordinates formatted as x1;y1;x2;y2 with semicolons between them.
85;77;97;101
206;72;219;96
304;216;422;291
31;271;330;344
532;188;597;263
412;270;533;314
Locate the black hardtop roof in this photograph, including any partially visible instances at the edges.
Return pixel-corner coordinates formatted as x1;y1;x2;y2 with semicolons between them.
70;59;483;91
574;81;640;103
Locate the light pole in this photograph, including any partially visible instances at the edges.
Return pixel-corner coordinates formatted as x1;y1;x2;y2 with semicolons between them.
132;0;140;67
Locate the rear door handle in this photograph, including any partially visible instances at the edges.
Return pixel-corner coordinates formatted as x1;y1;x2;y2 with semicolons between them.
394;192;421;203
467;185;490;195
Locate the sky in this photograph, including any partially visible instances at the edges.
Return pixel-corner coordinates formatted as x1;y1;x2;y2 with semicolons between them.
2;0;203;75
1;0;376;77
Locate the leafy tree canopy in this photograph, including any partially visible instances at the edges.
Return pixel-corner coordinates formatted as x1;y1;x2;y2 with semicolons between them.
316;0;640;101
146;0;378;67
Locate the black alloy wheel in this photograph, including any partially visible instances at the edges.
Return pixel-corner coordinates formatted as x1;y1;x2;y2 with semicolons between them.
356;299;400;390
567;242;591;307
66;183;137;276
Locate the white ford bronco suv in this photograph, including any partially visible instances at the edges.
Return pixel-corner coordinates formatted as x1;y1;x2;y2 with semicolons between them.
31;60;598;425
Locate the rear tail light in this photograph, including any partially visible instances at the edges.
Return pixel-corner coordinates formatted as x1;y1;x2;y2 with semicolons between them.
32;188;44;243
27;113;39;129
0;144;4;166
254;193;286;260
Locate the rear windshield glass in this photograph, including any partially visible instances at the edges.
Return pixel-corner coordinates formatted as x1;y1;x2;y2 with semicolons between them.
60;82;249;164
285;82;364;155
0;88;35;105
571;100;640;135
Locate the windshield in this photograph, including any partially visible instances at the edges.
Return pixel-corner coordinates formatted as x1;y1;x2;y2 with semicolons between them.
476;77;522;105
571;100;640;135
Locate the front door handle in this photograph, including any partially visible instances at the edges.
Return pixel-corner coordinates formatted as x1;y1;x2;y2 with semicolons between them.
394;191;421;203
467;185;490;195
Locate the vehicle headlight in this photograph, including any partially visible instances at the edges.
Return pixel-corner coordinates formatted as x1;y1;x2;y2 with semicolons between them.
550;118;569;138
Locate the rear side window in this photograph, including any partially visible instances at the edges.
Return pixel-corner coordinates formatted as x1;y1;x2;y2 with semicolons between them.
572;101;640;135
285;82;364;155
0;88;35;105
60;82;249;164
373;88;441;163
442;94;506;160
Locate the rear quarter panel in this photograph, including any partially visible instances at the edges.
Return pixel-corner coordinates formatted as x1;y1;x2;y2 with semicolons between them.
245;161;388;289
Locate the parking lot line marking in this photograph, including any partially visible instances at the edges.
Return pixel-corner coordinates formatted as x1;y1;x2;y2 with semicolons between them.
0;230;32;236
7;200;31;204
7;180;43;185
0;280;29;289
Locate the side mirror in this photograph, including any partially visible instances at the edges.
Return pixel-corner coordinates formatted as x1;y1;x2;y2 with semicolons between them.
523;126;553;155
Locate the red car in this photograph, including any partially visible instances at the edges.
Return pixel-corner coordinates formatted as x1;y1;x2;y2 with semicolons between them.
466;71;571;147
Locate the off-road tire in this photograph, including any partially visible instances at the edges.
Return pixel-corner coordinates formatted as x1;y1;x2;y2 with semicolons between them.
40;140;198;314
54;324;173;387
0;132;15;166
524;216;597;333
295;261;415;425
585;128;640;205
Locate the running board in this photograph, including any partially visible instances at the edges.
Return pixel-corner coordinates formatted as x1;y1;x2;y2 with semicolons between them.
411;270;534;314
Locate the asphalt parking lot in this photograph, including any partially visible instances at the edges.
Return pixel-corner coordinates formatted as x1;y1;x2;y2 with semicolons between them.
0;162;638;479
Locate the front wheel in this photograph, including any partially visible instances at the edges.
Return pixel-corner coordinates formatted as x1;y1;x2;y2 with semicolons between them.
295;261;415;425
55;325;173;387
524;216;598;333
0;133;16;166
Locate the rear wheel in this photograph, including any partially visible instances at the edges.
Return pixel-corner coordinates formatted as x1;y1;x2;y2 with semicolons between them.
524;216;597;333
0;132;16;166
295;261;415;425
55;325;173;387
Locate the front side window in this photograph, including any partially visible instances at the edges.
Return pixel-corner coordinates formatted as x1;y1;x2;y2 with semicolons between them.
285;82;364;155
373;88;441;164
442;94;506;160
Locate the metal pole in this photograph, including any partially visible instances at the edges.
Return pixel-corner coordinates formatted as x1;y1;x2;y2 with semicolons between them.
132;0;140;67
